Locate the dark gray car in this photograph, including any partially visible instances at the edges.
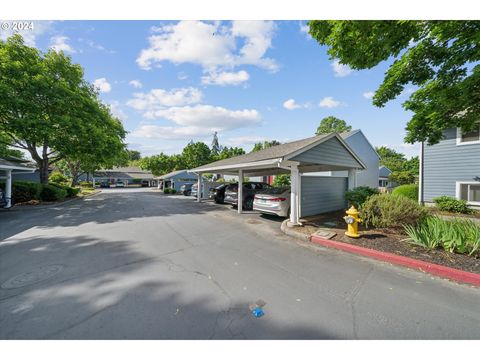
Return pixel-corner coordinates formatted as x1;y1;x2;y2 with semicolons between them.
224;182;272;210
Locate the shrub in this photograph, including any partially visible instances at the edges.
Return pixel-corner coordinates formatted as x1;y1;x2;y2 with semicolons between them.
433;195;473;214
404;216;480;255
39;184;67;201
164;188;171;194
392;184;418;201
361;193;428;230
79;181;93;188
170;189;177;194
345;186;379;208
49;170;69;184
272;174;291;187
0;180;41;204
50;183;79;197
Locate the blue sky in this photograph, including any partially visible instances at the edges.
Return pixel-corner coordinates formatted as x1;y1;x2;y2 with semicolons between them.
1;20;419;158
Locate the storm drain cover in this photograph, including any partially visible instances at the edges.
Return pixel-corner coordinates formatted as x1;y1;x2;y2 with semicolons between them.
1;264;65;289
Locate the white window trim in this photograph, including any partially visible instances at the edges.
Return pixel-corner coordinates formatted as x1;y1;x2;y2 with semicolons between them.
456;127;480;146
455;181;480;206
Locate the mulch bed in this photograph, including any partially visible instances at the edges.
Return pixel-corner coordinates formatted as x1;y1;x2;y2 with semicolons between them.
300;211;480;275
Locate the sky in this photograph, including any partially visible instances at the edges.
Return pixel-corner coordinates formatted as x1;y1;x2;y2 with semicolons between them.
1;20;420;158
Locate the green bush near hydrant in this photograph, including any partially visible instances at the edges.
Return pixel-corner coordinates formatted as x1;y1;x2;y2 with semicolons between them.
360;193;428;230
392;184;418;201
345;186;379;208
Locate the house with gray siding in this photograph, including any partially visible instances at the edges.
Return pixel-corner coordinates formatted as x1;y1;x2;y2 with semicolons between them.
157;170;198;192
421;126;480;208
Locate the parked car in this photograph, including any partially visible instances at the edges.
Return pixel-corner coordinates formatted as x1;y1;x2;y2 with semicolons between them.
224;182;272;210
209;183;229;204
99;181;110;188
115;181;125;188
180;183;194;196
141;180;150;187
253;187;291;217
190;183;203;198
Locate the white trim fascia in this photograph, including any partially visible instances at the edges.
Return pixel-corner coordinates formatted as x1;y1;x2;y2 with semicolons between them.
456;181;480;206
0;165;36;172
456;127;480;146
191;157;283;173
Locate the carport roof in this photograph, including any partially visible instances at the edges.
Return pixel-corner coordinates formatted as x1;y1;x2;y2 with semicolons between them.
0;158;36;172
191;131;365;174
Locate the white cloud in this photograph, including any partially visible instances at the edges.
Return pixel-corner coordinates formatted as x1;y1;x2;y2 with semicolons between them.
319;96;340;108
79;38;115;54
178;72;188;80
283;98;309;110
299;22;311;39
93;78;112;93
331;59;353;77
145;105;261;130
363;91;375;99
201;70;249;86
108;101;127;122
50;35;75;53
0;20;54;47
127;87;202;111
136;20;278;72
129;80;143;88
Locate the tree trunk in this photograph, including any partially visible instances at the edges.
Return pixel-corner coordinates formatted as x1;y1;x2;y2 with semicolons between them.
39;160;50;184
67;159;81;187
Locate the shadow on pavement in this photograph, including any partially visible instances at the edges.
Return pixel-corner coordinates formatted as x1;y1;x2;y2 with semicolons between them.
0;233;337;340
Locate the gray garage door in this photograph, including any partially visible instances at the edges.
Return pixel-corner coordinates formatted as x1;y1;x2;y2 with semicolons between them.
300;176;348;217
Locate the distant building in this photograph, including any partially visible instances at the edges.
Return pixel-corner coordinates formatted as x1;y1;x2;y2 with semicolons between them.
85;166;157;187
157;170;198;192
378;165;396;192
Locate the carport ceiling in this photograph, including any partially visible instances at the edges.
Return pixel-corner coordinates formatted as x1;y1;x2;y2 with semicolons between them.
190;132;366;176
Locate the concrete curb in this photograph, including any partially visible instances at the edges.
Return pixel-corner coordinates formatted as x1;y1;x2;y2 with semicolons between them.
310;234;480;287
280;219;310;242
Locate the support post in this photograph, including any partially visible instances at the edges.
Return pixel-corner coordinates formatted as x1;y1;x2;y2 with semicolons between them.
347;169;357;190
197;173;202;202
289;165;300;225
92;176;95;188
418;141;424;205
238;169;243;214
5;169;12;208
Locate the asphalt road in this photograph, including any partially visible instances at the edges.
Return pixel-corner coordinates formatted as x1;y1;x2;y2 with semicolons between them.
0;188;479;339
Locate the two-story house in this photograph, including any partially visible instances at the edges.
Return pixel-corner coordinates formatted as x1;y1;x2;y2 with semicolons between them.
420;125;480;208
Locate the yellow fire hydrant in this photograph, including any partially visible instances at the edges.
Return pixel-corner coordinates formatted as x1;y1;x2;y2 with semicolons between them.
344;205;362;238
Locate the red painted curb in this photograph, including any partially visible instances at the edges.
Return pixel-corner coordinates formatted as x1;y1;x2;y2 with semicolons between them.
310;235;480;287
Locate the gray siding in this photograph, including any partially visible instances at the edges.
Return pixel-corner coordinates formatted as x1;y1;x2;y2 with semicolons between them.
300;176;347;216
292;137;363;168
12;170;41;183
330;131;380;188
424;128;480;201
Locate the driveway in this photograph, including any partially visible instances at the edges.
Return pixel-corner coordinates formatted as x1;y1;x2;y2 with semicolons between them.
0;188;479;339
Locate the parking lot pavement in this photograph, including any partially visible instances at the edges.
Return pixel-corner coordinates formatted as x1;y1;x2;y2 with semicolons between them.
1;188;479;339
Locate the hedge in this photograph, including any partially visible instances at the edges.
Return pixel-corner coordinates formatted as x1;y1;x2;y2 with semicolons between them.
345;186;379;208
0;180;41;204
433;195;473;214
392;184;418;201
39;184;67;201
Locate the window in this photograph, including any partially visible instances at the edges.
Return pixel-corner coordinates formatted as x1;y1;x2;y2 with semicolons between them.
457;125;480;145
457;182;480;205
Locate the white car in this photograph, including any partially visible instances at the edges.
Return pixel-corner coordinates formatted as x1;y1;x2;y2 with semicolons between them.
115;181;125;188
253;187;291;217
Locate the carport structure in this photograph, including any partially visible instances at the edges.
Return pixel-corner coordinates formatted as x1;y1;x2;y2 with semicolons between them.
191;133;366;225
0;158;36;208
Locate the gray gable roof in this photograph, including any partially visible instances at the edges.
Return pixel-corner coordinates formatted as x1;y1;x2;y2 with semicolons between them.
379;165;392;178
94;166;154;179
0;158;36;171
192;131;362;172
158;169;197;180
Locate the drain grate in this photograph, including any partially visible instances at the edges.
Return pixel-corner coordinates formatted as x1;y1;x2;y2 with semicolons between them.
1;264;65;289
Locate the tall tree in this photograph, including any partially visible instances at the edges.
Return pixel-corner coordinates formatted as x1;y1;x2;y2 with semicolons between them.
308;20;480;144
139;153;175;176
127;150;142;161
0;35;126;184
0;132;25;159
375;146;419;185
315;116;352;135
214;146;245;161
181;141;212;169
211;131;221;156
